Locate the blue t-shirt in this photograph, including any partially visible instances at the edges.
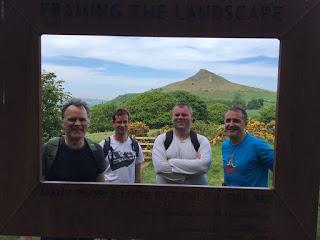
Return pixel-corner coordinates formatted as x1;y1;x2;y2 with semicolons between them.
222;133;274;187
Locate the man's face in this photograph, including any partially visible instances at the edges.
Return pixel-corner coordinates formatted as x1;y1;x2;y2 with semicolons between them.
224;110;247;141
172;106;193;131
63;105;89;141
113;114;129;137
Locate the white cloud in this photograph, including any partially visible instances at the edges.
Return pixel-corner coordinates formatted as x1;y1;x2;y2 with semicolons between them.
42;35;279;71
41;35;279;98
42;64;178;99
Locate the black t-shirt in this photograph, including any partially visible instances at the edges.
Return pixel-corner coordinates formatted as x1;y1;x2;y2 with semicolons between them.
46;140;106;182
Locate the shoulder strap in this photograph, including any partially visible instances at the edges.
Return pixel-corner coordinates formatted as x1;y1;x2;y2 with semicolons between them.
190;130;200;152
103;136;112;158
45;136;62;175
85;137;98;152
164;130;174;150
130;136;140;157
164;130;200;152
85;137;103;163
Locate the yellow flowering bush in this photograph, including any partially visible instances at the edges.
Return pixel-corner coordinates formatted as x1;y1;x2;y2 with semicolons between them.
128;121;149;137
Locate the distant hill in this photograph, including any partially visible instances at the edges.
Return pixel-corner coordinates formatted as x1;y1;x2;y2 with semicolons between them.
108;93;138;105
159;69;276;103
83;98;107;107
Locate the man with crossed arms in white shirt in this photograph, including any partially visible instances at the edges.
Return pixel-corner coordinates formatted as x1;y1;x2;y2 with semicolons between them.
152;103;212;185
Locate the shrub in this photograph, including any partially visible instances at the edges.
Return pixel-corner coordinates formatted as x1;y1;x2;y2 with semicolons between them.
128;122;150;137
192;121;221;138
258;105;276;123
207;103;229;124
88;103;117;133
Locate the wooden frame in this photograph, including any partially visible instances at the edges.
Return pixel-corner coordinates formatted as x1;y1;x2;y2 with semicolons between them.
1;0;320;239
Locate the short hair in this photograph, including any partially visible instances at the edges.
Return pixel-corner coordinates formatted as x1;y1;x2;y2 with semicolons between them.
226;106;248;121
112;108;130;121
61;98;90;119
172;103;193;115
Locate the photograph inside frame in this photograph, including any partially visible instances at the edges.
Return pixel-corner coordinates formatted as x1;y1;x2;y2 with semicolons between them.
41;35;279;188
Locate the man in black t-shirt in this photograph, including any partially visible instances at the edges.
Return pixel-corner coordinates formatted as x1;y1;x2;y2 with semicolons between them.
43;98;106;182
21;98;106;240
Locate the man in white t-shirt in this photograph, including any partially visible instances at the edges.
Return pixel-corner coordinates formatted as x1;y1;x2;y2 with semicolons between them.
152;103;212;185
99;109;144;183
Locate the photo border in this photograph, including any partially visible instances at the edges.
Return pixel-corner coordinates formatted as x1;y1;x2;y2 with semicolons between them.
2;0;320;239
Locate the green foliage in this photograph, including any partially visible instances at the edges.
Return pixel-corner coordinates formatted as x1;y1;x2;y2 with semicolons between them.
88;103;117;133
247;98;264;110
108;93;138;105
169;90;208;121
258;104;276;123
124;90;176;128
192;121;221;138
41;71;71;142
207;103;229;124
128;122;150;137
230;93;246;109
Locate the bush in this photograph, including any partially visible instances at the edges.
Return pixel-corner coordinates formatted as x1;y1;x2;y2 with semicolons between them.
247;98;264;110
128;122;150;137
125;90;176;128
258;105;276;123
192;121;221;138
89;103;117;133
207;103;229;124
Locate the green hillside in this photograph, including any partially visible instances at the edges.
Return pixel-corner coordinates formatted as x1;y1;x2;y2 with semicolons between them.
108;93;138;105
159;69;276;104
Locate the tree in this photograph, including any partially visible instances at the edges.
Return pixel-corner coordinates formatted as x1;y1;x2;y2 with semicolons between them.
41;71;71;142
258;104;276;123
124;90;176;128
207;103;229;124
89;103;117;133
169;90;208;121
231;93;246;109
247;98;264;110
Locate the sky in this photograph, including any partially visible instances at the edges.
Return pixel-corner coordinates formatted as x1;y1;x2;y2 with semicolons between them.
41;35;280;100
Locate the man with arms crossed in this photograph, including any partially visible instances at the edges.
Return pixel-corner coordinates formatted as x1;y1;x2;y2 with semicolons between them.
100;109;144;183
22;98;106;240
222;107;274;187
152;103;212;185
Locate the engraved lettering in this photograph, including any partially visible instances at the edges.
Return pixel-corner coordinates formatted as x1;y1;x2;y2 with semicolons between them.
248;6;259;21
174;4;283;22
40;188;72;197
130;4;167;19
235;5;246;21
224;5;233;21
41;0;121;19
273;6;282;21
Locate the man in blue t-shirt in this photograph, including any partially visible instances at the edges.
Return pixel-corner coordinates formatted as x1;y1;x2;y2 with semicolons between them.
222;107;274;187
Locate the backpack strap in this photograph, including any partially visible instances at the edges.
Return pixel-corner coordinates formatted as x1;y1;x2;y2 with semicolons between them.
164;130;174;150
164;129;200;152
103;136;112;158
130;136;140;157
190;130;200;152
45;136;62;176
85;137;101;163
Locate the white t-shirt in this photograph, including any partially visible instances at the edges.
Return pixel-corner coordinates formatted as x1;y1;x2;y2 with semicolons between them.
99;136;144;183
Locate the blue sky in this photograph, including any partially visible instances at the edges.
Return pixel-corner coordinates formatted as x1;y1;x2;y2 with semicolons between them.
41;35;279;100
